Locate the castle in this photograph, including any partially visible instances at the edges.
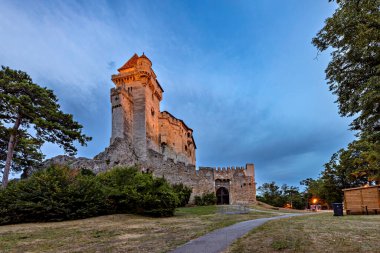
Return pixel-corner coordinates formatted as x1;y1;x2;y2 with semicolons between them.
46;53;257;205
110;53;195;166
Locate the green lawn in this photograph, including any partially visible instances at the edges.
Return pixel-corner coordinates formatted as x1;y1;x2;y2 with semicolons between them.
226;213;380;253
176;205;218;216
0;205;276;253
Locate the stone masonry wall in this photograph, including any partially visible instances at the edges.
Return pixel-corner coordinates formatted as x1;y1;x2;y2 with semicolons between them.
131;86;147;161
144;148;256;204
158;111;196;165
42;141;256;204
145;80;160;152
110;87;134;144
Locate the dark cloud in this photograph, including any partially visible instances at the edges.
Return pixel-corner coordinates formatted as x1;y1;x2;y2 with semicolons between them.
108;61;116;70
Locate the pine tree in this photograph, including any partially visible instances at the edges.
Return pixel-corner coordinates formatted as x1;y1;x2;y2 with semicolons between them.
0;66;91;187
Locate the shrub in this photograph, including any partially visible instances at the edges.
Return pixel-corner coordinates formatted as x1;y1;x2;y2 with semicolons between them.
98;167;179;217
140;177;179;217
0;166;106;225
202;193;217;205
0;166;180;225
194;195;203;206
97;167;140;213
194;192;216;206
172;183;192;207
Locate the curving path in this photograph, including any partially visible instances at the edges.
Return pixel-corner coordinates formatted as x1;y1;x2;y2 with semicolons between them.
169;213;309;253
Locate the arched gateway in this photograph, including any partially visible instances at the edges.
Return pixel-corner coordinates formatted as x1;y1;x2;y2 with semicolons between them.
216;187;230;205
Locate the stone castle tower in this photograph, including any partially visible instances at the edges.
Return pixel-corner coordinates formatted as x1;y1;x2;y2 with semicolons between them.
43;53;256;205
107;53;256;204
110;53;196;165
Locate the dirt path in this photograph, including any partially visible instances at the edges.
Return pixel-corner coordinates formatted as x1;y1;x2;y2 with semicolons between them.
169;213;309;253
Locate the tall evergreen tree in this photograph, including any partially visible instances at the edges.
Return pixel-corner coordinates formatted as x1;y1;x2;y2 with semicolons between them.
0;126;44;179
0;66;91;187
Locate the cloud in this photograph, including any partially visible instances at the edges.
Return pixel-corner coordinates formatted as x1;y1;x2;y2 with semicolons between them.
1;1;355;187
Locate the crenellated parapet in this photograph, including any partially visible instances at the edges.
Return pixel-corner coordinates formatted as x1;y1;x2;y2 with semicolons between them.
110;86;133;104
111;53;163;101
211;164;254;180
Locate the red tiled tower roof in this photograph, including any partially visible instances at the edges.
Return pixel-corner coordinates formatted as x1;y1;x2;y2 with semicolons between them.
118;53;152;72
139;52;151;62
118;53;139;71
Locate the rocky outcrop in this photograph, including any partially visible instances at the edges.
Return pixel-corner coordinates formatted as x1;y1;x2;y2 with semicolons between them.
94;137;139;169
42;137;139;174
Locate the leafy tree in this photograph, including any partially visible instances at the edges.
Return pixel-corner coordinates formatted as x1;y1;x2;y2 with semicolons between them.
323;140;379;186
312;0;380;137
312;0;380;192
258;182;306;209
258;182;284;207
281;184;305;209
345;138;380;183
300;142;374;206
301;161;357;206
0;66;91;187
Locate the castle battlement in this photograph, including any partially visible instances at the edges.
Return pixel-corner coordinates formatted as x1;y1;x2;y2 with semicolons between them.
214;166;245;171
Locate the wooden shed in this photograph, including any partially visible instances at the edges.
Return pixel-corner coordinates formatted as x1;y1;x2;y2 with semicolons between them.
343;185;380;215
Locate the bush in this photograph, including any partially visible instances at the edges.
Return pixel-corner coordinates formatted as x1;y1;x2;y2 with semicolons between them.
0;166;180;225
140;177;179;217
203;193;217;205
194;192;216;206
172;183;192;207
97;167;179;217
0;166;106;225
194;195;203;205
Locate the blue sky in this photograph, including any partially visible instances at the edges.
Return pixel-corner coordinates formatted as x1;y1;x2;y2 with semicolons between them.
0;0;355;187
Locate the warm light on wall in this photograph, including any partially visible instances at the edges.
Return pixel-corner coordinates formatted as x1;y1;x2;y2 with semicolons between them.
312;198;318;204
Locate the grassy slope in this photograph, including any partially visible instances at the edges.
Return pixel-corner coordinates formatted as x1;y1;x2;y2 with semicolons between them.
225;213;380;253
0;206;276;253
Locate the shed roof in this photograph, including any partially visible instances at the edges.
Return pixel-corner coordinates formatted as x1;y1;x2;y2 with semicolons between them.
342;185;380;191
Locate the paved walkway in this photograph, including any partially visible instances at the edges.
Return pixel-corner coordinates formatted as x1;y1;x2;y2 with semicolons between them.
169;213;307;253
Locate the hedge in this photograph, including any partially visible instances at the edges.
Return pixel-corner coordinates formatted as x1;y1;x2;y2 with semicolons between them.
0;166;179;225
